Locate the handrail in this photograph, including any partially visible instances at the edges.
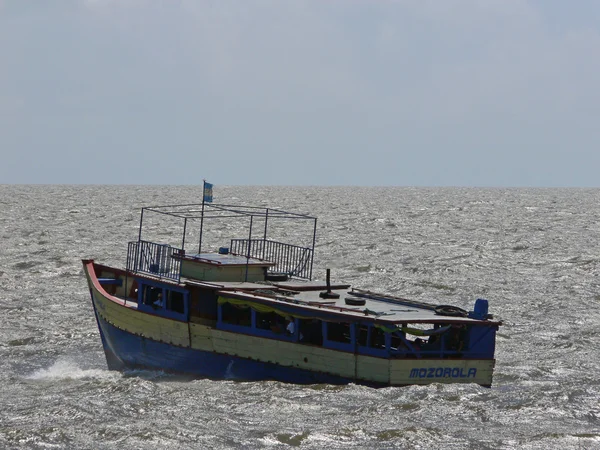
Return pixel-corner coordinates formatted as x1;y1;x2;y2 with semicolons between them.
126;240;182;281
229;238;314;279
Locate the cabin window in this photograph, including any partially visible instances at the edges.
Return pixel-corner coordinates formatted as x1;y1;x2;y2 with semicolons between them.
357;325;369;347
166;290;185;314
326;322;351;344
389;323;457;357
391;324;429;355
444;324;469;353
358;325;386;350
255;311;285;333
370;326;386;349
298;318;323;345
142;285;161;307
390;330;406;351
221;302;251;327
189;287;218;320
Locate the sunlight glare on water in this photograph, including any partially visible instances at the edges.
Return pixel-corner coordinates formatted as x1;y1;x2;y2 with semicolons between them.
1;185;600;449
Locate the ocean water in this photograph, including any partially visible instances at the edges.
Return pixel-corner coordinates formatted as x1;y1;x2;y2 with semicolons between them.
1;185;599;449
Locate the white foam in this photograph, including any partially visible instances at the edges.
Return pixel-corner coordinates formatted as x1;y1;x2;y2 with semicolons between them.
122;368;170;380
26;358;115;381
224;360;235;379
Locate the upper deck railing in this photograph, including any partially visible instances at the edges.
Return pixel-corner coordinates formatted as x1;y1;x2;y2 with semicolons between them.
127;240;182;282
230;238;314;279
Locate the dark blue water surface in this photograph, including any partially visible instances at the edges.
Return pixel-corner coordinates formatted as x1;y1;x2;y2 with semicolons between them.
1;185;599;449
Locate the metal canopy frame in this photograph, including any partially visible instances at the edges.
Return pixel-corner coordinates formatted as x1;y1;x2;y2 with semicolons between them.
135;202;318;280
141;202;316;220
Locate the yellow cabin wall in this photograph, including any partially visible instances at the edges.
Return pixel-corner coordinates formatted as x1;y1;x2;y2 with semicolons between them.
180;260;266;282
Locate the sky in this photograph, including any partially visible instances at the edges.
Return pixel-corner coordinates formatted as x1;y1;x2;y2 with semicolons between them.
1;0;599;187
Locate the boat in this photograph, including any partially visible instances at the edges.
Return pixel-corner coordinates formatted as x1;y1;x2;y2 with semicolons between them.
82;182;501;387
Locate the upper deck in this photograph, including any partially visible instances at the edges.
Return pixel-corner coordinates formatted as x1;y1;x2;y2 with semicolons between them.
181;276;499;327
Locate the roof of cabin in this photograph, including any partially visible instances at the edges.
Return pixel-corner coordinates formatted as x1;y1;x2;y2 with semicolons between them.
183;253;276;267
198;279;500;326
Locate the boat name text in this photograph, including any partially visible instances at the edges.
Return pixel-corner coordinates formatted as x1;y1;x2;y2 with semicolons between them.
409;367;477;379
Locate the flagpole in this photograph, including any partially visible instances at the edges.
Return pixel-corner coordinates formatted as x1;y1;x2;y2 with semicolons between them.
198;180;206;254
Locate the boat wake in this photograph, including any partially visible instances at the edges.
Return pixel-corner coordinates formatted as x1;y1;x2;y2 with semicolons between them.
26;358;115;382
121;368;174;381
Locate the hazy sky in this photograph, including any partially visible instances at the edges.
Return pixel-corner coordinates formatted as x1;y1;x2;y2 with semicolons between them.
1;0;599;187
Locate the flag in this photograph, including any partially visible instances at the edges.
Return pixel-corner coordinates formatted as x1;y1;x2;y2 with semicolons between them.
203;182;213;203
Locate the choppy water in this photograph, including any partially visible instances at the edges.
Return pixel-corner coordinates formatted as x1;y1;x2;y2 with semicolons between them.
1;185;600;449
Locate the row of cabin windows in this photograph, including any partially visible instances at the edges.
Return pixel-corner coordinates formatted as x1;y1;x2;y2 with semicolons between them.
221;303;404;349
135;287;473;355
219;302;469;355
254;310;351;345
141;285;185;314
221;303;353;347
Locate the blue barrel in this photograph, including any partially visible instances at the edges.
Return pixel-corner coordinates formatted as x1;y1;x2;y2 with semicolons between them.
471;298;489;319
